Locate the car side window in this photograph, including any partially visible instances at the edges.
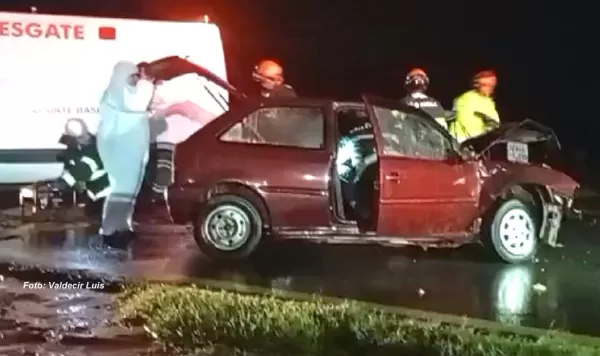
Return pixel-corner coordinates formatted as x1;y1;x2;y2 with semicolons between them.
373;106;452;160
220;107;325;149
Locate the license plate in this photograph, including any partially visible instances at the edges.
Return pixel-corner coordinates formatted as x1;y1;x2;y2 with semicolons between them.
507;141;529;163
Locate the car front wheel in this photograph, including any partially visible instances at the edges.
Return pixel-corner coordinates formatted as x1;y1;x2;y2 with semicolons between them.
194;194;263;262
487;199;538;264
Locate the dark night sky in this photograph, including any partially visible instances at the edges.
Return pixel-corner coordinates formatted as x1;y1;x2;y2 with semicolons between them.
2;0;595;153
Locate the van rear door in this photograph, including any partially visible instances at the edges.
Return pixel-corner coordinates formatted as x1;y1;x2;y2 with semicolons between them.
0;12;227;184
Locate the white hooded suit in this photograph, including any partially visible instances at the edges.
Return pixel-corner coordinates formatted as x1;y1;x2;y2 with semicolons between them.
96;61;154;235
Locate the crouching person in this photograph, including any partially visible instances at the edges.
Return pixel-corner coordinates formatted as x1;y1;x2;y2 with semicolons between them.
59;119;110;204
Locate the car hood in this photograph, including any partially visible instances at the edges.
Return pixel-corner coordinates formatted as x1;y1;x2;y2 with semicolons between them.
460;119;560;155
144;56;246;99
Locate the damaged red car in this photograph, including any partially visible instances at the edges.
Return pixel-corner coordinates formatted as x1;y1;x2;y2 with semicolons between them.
152;57;579;264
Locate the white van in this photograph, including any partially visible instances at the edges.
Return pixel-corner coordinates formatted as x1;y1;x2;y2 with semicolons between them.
0;11;229;184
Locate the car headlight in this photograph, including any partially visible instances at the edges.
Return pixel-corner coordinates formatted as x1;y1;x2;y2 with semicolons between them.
64;118;88;137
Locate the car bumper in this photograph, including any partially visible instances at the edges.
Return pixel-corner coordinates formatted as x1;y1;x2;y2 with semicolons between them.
539;190;576;247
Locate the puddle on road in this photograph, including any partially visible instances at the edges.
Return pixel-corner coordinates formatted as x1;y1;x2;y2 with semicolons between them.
0;214;181;355
0;276;162;355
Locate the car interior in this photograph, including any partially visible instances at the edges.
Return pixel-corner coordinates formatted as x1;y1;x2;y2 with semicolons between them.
331;104;458;229
332;105;379;227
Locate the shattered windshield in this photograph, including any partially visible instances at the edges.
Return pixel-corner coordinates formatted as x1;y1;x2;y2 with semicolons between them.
373;106;452;160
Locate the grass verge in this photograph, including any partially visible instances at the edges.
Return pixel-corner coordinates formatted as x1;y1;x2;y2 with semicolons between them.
117;283;600;356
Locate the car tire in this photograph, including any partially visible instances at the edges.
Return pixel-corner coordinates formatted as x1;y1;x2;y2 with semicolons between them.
193;194;263;262
487;199;538;264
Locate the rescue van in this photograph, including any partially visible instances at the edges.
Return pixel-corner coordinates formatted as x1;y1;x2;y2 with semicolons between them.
0;11;229;184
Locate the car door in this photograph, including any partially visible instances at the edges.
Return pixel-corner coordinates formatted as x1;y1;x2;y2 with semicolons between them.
215;102;334;231
362;95;480;237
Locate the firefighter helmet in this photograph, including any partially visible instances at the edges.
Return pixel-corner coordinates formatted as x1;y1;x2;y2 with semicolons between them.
404;68;429;93
253;59;284;83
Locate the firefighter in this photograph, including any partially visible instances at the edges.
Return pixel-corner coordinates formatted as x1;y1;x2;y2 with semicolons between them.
96;61;155;250
58;118;110;203
450;70;500;142
401;68;447;129
253;59;296;98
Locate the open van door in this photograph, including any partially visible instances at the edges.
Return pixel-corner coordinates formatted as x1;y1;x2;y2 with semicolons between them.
361;95;480;237
0;12;230;185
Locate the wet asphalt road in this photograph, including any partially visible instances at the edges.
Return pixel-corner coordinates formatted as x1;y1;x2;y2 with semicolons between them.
0;276;161;355
0;214;599;338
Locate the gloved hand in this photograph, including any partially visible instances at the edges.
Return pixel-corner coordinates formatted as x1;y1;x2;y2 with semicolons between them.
475;111;499;129
74;181;86;192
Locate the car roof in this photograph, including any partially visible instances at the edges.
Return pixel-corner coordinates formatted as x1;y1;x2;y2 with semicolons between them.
245;97;364;108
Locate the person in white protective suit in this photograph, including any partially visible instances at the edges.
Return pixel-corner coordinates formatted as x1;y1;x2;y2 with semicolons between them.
96;61;155;249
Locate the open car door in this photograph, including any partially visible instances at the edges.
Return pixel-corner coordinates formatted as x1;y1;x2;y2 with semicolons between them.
362;95;480;237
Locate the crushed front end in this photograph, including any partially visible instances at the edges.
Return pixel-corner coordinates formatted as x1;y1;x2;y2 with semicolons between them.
539;188;577;247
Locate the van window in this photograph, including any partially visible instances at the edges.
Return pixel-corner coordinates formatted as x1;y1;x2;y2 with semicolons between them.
220;107;324;149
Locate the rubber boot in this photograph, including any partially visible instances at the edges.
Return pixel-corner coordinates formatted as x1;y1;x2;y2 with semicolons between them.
102;230;135;250
134;190;174;224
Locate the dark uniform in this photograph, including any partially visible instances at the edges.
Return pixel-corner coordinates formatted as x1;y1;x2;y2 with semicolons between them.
261;84;296;98
401;92;447;129
401;68;448;129
58;135;110;202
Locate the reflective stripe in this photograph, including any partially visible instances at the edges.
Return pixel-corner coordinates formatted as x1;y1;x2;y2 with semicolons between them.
156;142;175;150
81;156;99;172
89;169;107;181
61;171;77;186
156;160;173;169
87;186;111;201
152;182;166;193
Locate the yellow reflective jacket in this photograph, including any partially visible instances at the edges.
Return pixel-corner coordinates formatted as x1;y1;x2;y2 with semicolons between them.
450;90;499;142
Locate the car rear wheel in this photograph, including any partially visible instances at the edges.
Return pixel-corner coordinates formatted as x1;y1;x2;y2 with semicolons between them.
487;199;538;264
194;194;263;262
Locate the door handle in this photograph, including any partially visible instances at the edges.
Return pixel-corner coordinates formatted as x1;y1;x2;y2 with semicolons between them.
385;171;403;181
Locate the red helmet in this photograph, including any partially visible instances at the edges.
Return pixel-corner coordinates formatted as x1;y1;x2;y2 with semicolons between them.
253;59;284;83
404;68;429;93
473;70;497;88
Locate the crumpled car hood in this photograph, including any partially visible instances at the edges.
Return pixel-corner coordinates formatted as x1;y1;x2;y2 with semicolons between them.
461;119;573;182
460;119;560;155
